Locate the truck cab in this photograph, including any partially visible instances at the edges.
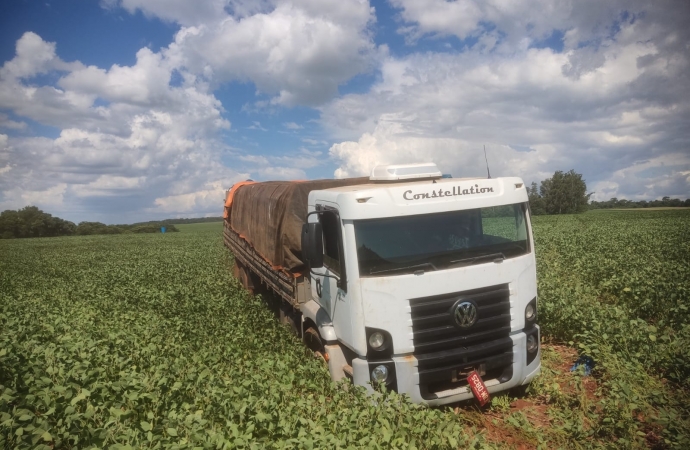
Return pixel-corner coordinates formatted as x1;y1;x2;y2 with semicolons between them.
300;164;540;405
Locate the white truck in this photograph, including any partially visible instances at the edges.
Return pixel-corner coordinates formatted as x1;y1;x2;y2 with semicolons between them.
223;163;540;405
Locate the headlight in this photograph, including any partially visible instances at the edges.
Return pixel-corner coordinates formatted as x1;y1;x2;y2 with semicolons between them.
526;334;538;353
368;331;385;350
371;365;388;383
525;303;535;321
525;298;537;323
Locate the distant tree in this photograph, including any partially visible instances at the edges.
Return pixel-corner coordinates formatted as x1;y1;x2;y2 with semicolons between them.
0;206;77;239
589;196;689;209
0;210;20;238
538;170;590;214
528;170;590;215
0;207;181;239
527;182;546;215
76;221;117;235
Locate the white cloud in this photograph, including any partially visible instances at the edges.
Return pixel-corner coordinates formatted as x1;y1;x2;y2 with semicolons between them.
299;147;322;157
1;183;68;210
152;180;229;214
237;154;270;165
1;0;688;224
257;166;306;180
589;154;690;201
0;114;27;130
248;121;267;131
107;0;230;26
0;32;80;79
390;0;482;42
59;48;174;106
325;3;690;199
164;0;378;106
0;0;377;220
389;0;652;52
71;175;146;197
229;146;323;180
0;32;242;221
0;16;354;221
302;138;328;146
99;2;379;108
273;153;320;170
329;118;550;180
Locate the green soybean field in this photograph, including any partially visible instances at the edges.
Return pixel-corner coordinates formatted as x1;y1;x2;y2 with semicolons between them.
1;211;689;449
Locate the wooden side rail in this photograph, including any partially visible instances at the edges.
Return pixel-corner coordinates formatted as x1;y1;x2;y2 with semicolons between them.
223;222;299;307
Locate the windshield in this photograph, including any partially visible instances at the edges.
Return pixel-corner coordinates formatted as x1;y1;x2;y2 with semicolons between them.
354;203;530;277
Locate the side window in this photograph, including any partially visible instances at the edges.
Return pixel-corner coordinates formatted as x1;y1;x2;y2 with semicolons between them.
321;210;341;275
516;203;528;242
481;205;518;241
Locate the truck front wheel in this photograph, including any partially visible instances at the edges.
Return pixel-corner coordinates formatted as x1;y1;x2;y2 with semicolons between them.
304;327;326;361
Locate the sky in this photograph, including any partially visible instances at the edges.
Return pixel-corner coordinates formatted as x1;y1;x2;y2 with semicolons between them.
0;0;688;224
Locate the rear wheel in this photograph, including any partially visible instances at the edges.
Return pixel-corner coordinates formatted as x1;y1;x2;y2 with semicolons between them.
279;305;300;337
233;260;256;294
232;260;241;279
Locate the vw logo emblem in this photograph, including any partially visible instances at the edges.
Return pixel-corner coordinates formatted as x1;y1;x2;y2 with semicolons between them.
453;301;478;328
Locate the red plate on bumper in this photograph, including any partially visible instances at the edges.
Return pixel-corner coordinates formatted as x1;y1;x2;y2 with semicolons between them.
467;370;490;406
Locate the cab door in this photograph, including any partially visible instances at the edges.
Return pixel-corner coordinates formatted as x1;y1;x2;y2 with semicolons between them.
310;205;347;321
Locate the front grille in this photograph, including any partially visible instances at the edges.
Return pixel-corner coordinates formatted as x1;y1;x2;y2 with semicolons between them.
410;284;511;354
417;338;514;398
410;284;513;398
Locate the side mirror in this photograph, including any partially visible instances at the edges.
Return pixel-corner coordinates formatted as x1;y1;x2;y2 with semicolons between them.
301;222;324;269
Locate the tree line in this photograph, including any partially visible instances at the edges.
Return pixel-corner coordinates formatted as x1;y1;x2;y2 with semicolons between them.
589;197;690;209
0;206;179;239
527;170;688;215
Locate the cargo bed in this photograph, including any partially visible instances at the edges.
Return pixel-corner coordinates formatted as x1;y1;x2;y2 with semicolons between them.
223;222;310;307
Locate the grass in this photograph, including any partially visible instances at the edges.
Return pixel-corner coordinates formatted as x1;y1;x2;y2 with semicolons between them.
1;210;688;449
588;207;690;211
174;222;224;233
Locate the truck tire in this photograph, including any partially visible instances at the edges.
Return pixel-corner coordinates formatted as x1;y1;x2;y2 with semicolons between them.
279;305;300;336
233;260;256;295
304;327;326;360
232;259;241;280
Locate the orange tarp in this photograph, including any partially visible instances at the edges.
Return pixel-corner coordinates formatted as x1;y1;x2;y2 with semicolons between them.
223;180;256;219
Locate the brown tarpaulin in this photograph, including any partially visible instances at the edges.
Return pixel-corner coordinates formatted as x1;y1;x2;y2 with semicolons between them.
227;178;369;274
223;180;256;219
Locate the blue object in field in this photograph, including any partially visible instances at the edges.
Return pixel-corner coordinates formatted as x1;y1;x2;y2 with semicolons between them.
161;226;166;233
570;355;595;376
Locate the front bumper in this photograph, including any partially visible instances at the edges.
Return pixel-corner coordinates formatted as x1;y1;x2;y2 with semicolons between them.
351;326;541;406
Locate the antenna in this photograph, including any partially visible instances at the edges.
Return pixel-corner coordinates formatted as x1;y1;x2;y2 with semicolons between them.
483;145;491;179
